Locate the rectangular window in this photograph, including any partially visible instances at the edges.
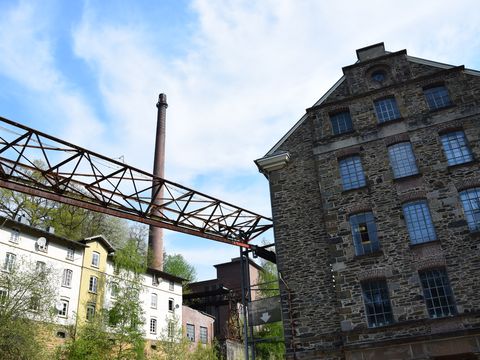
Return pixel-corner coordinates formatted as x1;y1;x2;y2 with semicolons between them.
9;229;19;244
29;294;40;312
110;282;119;298
151;293;158;309
361;279;393;327
330;111;353;135
339;156;366;190
460;188;480;231
86;304;96;321
168;298;174;312
0;288;7;305
419;268;456;318
58;299;69;318
167;321;175;338
36;261;46;274
150;318;157;334
169;280;174;291
424;85;452;110
403;201;437;244
374;97;400;123
350;212;379;256
66;248;75;261
91;252;100;268
388;142;418;178
62;269;73;287
440;130;473;166
3;253;16;272
200;326;208;344
89;276;98;293
152;275;159;286
186;323;195;342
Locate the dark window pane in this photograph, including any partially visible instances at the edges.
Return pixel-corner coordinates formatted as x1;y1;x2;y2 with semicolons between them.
350;212;379;255
440;131;473;166
361;279;393;327
424;86;451;110
330;112;353;135
459;188;480;231
419;269;456;318
374;97;400;123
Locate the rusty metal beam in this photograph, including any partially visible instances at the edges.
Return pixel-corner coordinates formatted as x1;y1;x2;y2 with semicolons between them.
0;116;273;248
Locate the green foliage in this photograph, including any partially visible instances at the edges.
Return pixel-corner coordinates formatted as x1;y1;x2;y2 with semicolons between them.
163;253;197;284
56;317;111;360
0;258;58;360
254;256;285;360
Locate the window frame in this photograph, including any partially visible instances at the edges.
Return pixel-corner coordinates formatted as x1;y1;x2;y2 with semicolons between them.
91;252;100;268
3;253;16;272
349;212;380;256
440;130;473;166
186;323;195;342
200;326;208;344
402;200;437;244
339;155;367;191
66;248;75;261
424;85;452;110
62;269;73;288
361;279;394;328
150;317;157;335
151;293;158;309
374;97;401;123
58;299;69;318
459;187;480;231
387;142;419;179
86;303;96;321
9;229;20;244
419;268;456;318
168;298;174;312
330;111;353;135
169;280;174;291
89;276;98;294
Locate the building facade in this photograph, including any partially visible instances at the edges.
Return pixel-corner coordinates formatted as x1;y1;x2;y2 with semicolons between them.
256;43;480;359
0;216;183;341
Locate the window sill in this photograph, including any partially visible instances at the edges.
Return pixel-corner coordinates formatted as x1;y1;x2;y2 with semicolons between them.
377;117;404;127
447;159;477;170
409;239;440;249
341;185;369;194
428;104;456;113
61;285;72;289
354;250;383;260
393;173;422;183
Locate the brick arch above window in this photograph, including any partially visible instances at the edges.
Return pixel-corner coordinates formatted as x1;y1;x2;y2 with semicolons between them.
358;268;389;282
415;257;446;271
335;146;362;159
455;179;480;192
398;190;427;204
384;133;411;147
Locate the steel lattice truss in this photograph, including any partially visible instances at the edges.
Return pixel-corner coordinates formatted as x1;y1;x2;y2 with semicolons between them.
0;116;272;248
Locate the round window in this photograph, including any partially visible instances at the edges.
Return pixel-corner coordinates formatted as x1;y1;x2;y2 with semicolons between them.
371;70;386;83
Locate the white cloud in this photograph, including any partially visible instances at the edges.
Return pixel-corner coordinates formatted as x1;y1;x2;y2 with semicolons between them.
0;1;105;148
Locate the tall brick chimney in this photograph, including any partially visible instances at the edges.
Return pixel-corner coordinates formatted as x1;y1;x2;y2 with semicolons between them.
148;93;168;270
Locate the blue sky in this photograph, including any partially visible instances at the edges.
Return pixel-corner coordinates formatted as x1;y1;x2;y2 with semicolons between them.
1;0;480;280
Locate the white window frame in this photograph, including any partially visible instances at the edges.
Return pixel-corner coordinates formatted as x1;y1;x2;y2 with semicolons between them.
89;276;98;293
91;252;100;268
86;303;96;321
58;299;69;318
151;293;158;309
186;323;195;342
66;248;75;261
62;269;73;288
150;317;157;334
3;253;16;272
9;229;20;244
200;326;208;344
169;280;174;291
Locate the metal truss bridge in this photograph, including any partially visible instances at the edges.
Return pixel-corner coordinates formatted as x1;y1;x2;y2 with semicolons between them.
0;116;272;249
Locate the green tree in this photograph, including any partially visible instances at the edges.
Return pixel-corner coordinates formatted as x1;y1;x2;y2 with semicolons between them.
0;257;58;360
56;316;111;360
163;253;197;284
254;257;285;360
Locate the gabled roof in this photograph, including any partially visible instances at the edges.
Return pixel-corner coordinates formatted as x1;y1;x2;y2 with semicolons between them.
81;235;115;253
261;47;480;158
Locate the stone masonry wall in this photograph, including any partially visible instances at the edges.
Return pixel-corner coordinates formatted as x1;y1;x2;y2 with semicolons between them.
266;48;480;359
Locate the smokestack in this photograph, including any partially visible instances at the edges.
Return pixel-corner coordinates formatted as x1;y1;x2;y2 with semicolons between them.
149;93;168;270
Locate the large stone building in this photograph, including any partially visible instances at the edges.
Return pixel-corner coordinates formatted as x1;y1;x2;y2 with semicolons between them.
256;43;480;359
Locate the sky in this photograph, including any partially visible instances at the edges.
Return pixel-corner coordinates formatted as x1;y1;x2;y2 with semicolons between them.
1;0;480;280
